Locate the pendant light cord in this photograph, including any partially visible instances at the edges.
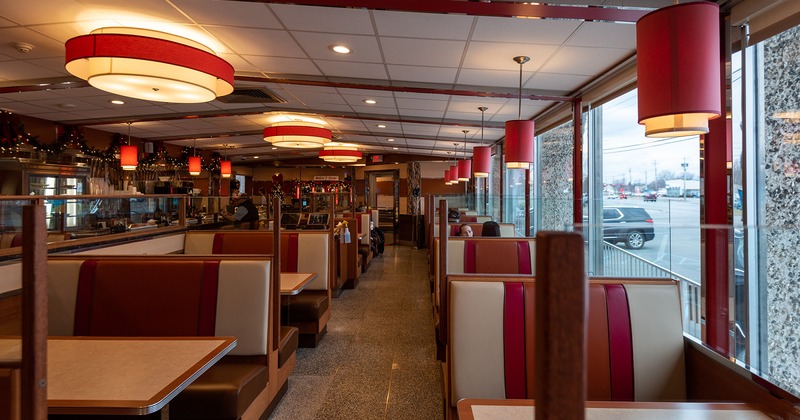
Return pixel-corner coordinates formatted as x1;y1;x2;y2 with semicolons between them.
126;122;132;145
478;106;487;146
513;56;530;120
462;130;468;158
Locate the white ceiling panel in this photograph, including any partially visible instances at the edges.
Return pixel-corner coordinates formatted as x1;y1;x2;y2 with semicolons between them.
381;38;466;68
292;32;383;63
270;4;374;35
472;16;581;45
387;65;457;84
0;1;656;161
172;0;278;28
373;10;474;40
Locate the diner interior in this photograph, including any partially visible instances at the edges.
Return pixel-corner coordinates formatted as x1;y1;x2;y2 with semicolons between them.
2;0;800;419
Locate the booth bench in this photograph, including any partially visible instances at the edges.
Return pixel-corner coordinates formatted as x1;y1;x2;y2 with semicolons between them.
184;230;332;348
46;254;294;420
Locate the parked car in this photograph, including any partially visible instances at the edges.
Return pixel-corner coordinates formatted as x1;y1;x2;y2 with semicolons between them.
644;192;658;202
601;206;655;249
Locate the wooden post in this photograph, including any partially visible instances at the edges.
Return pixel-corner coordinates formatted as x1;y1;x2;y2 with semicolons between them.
437;200;448;346
272;197;281;352
534;231;586;419
21;205;47;420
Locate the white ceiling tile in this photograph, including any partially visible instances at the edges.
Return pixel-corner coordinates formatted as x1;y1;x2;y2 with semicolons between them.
285;90;347;105
462;41;559;71
539;46;632;76
567;21;636;49
350;105;398;116
205;26;304;57
527;72;588;94
401;123;439;136
387;65;457;84
244;55;321;76
161;102;223;113
396;97;448;112
336;88;394;98
398;108;445;119
472;16;581;44
0;60;69;81
373;10;473;40
221;53;260;73
457;68;533;89
0;0;90;25
0;27;65;59
341;94;394;108
315;60;388;80
270;4;373;34
381;38;466;68
172;0;279;28
291;32;382;63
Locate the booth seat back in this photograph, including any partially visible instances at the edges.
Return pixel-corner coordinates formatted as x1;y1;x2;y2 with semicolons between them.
47;256;272;357
459;215;492;223
432;223;515;237
342;212;372;246
183;231;329;291
447;275;685;407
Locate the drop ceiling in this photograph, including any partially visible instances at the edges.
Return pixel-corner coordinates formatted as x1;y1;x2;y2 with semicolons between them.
0;0;676;165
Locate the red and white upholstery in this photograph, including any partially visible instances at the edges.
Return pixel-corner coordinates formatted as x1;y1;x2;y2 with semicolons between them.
446;276;686;409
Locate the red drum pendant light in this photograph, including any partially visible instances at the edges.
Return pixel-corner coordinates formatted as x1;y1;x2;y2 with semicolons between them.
473;107;491;178
636;2;721;137
444;168;451;185
505;56;534;169
120;122;137;171
449;143;460;184
189;138;201;176
457;130;472;181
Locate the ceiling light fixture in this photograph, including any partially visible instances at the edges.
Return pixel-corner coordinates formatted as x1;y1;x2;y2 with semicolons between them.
109;99;125;105
505;56;535;169
392;147;398;150
450;143;460;184
473;106;491;177
387;138;394;142
636;2;721;137
458;130;471;181
363;99;377;104
221;145;232;178
319;142;363;162
329;44;351;54
264;121;332;148
120;122;137;171
65;27;234;103
377;124;386;128
188;138;201;176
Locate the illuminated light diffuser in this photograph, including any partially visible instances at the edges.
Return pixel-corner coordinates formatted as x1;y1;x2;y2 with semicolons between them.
263;121;332;148
220;160;232;178
319;142;363;163
120;145;138;171
449;164;459;184
65;27;233;103
188;156;201;176
444;169;451;185
636;2;721;137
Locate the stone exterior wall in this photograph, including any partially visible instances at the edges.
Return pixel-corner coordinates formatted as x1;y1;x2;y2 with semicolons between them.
763;24;800;395
538;121;575;231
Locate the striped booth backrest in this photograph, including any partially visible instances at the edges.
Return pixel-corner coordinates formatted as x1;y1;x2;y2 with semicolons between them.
183;231;330;291
47;257;272;357
446;276;685;407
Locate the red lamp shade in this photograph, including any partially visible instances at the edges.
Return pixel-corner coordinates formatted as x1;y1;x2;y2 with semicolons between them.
264;121;331;148
220;160;232;178
457;158;472;182
65;27;233;103
636;2;721;138
449;165;459;184
505;120;535;169
188;156;202;176
444;169;451;185
319;143;362;162
472;146;491;177
120;145;138;171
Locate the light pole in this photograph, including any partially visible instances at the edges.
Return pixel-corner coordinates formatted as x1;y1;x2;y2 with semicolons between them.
681;159;689;200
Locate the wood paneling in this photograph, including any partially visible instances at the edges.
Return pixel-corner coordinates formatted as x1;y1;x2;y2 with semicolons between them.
421;178;466;196
0;292;22;335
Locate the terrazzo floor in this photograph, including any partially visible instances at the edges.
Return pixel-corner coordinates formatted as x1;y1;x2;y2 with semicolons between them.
269;244;444;420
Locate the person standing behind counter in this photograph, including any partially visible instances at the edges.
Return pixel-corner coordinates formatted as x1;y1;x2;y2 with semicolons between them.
220;193;260;229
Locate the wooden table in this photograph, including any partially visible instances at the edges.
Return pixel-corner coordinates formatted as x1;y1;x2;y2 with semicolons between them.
457;399;772;420
0;336;236;417
281;272;317;295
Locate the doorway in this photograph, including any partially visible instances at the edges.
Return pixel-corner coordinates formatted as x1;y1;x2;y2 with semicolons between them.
365;169;399;245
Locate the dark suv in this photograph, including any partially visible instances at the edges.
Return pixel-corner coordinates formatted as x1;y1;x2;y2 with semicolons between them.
644;192;658;202
601;206;655;249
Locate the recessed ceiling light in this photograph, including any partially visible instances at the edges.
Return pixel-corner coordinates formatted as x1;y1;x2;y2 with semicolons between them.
377;124;386;128
329;44;351;54
254;156;259;159
363;99;377;104
387;138;394;142
271;147;277;150
109;99;125;105
392;147;398;150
